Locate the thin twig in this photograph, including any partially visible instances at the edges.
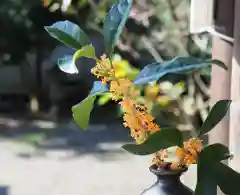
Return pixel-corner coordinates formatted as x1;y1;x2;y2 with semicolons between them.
196;93;209;122
119;28;141;59
141;36;164;62
88;0;99;10
165;0;189;55
193;72;210;97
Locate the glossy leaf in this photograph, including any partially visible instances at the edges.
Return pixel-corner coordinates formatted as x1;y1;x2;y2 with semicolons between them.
214;162;240;195
134;57;227;85
199;144;232;164
103;0;133;56
73;45;96;62
122;127;183;155
58;45;95;74
206;59;227;69
45;20;90;49
195;144;233;195
98;93;112;105
164;57;227;70
58;55;78;74
195;160;217;195
194;174;217;195
72;96;95;130
71;81;108;130
89;81;108;97
133;62;164;85
112;55;140;80
197;100;232;137
195;162;240;195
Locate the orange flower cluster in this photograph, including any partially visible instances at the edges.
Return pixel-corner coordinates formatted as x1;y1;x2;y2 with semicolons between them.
120;98;160;143
91;55;115;84
91;54;202;168
176;138;202;166
110;79;140;101
144;84;159;101
152;150;168;166
91;55;160;144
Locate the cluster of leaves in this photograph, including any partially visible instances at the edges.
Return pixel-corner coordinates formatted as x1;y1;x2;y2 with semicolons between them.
49;0;211;59
44;0;240;194
42;0;213;130
45;0;134;127
97;54;139;106
97;55;185;115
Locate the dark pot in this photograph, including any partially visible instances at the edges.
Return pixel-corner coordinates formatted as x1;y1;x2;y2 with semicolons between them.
141;165;193;195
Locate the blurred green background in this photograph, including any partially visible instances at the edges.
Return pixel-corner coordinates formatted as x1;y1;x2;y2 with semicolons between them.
0;1;213;194
0;0;213;138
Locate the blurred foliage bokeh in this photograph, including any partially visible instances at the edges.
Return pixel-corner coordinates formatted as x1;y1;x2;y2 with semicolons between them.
1;0;212;64
42;0;212;62
0;0;213;131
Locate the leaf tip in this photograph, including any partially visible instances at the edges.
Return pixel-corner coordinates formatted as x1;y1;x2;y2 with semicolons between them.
44;26;51;34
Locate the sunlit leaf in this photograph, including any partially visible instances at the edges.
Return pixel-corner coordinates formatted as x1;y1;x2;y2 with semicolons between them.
197;100;232;137
45;20;90;49
73;45;96;62
122;127;183;155
98;93;112;105
164;57;227;70
72;96;95;130
58;55;78;74
134;57;227;85
103;0;133;56
89;81;108;97
199;144;232;164
113;58;140;80
71;81;108;130
58;45;95;74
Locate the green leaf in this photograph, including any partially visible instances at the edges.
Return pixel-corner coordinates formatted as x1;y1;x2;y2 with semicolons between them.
195;162;240;195
103;0;133;56
89;81;108;97
57;55;78;74
72;96;96;130
206;59;227;69
58;45;95;74
122;127;183;155
194;173;217;195
73;45;96;62
45;20;90;49
199;144;232;164
71;81;108;130
194;144;232;195
134;57;227;85
195;143;235;195
165;58;227;70
197;100;232;137
98;93;112;105
214;162;240;195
